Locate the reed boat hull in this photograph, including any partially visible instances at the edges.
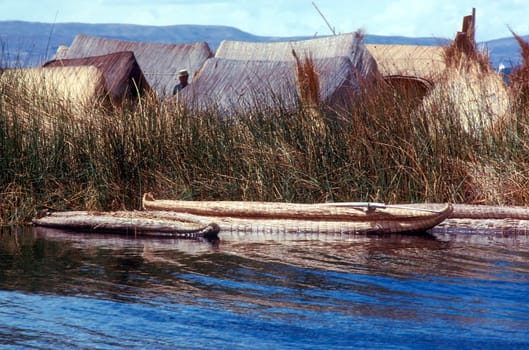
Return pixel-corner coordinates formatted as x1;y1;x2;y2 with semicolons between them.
142;193;452;235
32;210;220;238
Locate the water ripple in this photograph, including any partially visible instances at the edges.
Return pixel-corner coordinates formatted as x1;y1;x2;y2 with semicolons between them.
1;226;529;349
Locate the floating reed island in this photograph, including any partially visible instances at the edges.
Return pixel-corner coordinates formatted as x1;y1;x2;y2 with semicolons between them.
3;9;529;229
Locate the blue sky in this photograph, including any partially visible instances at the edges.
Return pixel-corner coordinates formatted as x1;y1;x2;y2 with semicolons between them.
1;0;528;41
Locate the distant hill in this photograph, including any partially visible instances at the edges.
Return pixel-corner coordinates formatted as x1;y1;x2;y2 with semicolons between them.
0;20;525;69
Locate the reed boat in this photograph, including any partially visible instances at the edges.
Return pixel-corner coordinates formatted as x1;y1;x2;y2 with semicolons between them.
142;193;452;235
32;210;220;238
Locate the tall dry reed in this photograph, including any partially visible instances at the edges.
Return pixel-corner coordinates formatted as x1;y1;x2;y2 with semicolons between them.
2;42;529;225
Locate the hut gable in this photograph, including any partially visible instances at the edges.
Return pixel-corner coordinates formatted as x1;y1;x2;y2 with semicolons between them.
365;44;446;80
43;51;151;105
55;34;213;97
0;65;107;109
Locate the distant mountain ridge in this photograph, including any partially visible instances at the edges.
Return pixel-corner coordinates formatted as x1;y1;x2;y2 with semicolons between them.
0;20;525;69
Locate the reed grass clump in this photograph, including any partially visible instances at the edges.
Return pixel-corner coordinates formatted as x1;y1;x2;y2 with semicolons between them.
2;40;529;225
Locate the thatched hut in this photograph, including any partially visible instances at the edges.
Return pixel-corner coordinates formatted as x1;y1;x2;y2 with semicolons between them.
215;32;378;77
180;56;363;114
0;65;107;108
180;33;379;115
365;44;446;99
55;34;213;97
43;51;151;105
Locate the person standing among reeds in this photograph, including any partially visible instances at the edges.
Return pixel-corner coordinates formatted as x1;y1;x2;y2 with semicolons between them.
173;69;189;94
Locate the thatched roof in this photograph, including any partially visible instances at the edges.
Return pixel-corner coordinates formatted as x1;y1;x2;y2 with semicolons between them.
365;44;446;80
215;32;378;78
216;33;364;60
55;34;213;97
179;56;361;115
0;65;107;108
179;58;297;114
179;33;379;115
43;51;151;105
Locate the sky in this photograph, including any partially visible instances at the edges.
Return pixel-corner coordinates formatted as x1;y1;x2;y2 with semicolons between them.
1;0;528;42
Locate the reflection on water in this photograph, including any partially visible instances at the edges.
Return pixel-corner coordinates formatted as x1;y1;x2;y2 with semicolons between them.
1;226;529;349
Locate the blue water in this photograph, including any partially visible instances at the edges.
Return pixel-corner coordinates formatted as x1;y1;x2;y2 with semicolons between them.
1;227;529;349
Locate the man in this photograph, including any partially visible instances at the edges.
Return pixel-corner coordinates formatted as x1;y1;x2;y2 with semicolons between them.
173;69;189;94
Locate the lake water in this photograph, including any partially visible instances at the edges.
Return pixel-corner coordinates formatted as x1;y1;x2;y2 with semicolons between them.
1;226;529;349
